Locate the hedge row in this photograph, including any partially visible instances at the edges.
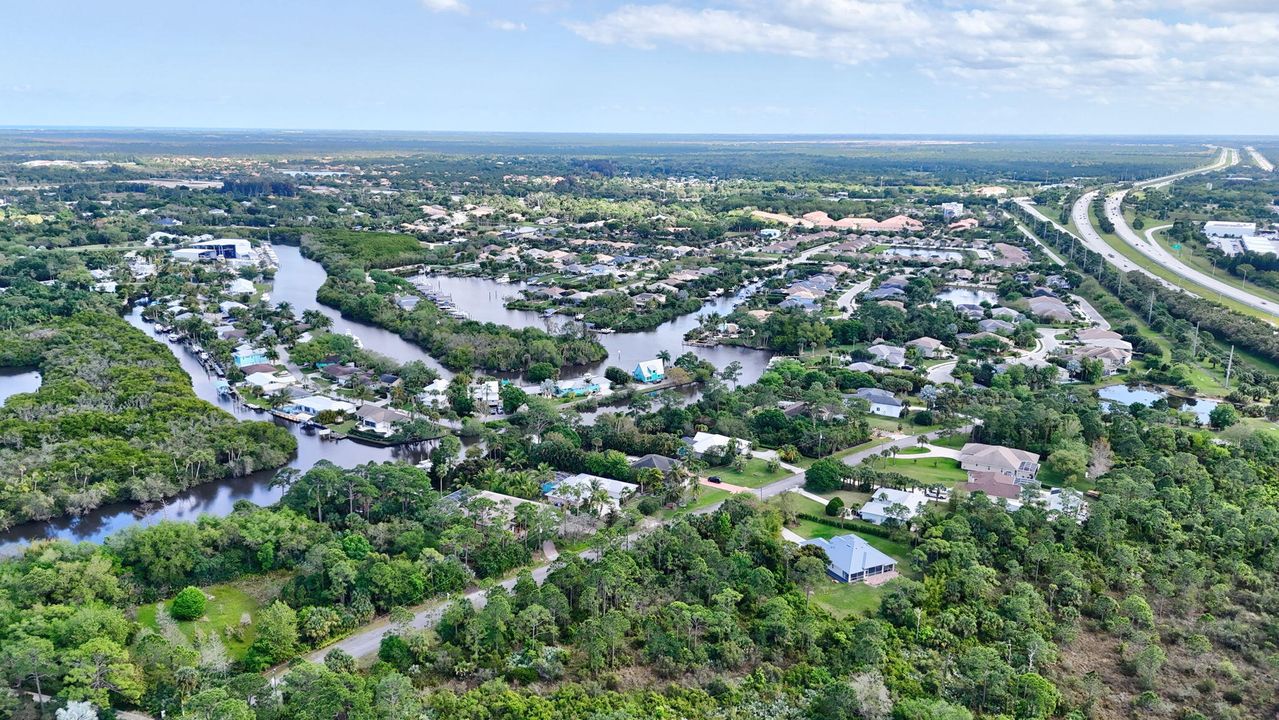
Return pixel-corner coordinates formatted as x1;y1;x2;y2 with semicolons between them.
795;512;902;540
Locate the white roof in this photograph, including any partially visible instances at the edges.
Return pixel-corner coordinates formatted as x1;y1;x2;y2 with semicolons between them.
690;431;751;455
244;371;295;387
635;358;665;374
860;488;930;519
294;395;356;414
553;473;638;500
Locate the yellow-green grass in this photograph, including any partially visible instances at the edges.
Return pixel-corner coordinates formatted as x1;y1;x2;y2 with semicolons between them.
878;457;967;486
660;488;734;520
930;432;971;450
811;579;900;618
703;457;792;489
136;575;287;659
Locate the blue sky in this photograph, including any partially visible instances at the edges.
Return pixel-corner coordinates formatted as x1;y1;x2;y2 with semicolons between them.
2;0;1277;134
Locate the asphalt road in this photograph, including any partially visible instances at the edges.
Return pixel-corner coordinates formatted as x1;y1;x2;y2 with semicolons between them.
1101;185;1279;321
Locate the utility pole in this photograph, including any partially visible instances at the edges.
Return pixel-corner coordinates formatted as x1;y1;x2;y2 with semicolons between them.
1225;345;1235;388
1146;291;1155;324
1190;321;1200;359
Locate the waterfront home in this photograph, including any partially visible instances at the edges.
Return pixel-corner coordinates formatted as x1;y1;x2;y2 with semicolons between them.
243;371;297;395
801;534;898;584
356;404;412;436
633;359;665;383
232;345;269;367
630;453;680;478
287;395;357;418
554;376;601;398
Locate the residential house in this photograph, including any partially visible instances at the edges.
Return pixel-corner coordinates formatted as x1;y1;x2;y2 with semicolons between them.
446;489;555;533
545;473;638;515
633;359;665;383
858;488;931;525
959;443;1041;483
853;387;904;418
688;431;752;458
1026;296;1075;323
232;345;269;368
978;318;1015;335
288;395;357;417
356;404;412;436
801;534;898;584
906;336;951;358
867;344;907;368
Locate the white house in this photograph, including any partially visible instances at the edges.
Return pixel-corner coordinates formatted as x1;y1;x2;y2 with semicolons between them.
689;431;752;458
801;534;898;584
853;387;903;418
243;371;297;395
356;404;412;436
858;488;931;525
289;395;356;417
867;344;907;367
545;473;638;515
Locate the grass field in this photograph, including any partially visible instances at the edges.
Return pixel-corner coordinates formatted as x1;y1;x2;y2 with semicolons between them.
136;574;288;659
702;457;792;488
930;432;971;450
878;457;967;486
811;580;900;618
659;488;733;519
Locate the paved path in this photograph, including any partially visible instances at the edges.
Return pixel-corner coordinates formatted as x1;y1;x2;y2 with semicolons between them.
840;424;975;469
926;359;958;385
1071;294;1110;330
836;278;873;317
901;444;960;460
781;527;806;544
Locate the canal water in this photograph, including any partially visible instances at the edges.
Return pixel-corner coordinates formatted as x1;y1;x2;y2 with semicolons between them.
0;247;772;552
0;367;41;404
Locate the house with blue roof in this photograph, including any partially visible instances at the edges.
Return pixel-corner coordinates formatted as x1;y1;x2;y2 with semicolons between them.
802;534;898;584
633;359;665;383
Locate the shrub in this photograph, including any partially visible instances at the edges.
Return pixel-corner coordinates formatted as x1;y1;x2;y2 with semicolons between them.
527;362;557;383
825;497;845;517
171;586;207;620
604;366;631;386
637;497;660;515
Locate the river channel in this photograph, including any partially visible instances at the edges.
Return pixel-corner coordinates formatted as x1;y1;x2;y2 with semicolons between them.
0;245;771;552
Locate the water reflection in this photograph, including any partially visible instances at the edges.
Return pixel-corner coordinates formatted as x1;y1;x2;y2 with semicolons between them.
0;367;41;405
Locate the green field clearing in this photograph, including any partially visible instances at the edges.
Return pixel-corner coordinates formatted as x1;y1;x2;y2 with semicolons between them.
136;574;288;659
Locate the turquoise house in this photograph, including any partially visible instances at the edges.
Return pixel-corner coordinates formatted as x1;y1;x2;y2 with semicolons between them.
633;359;665;383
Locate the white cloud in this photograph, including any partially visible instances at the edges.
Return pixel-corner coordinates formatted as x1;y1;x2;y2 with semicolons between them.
567;1;1279;104
490;19;527;31
421;0;467;13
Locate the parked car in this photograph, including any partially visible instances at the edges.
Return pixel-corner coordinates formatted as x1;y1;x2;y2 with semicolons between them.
707;476;722;484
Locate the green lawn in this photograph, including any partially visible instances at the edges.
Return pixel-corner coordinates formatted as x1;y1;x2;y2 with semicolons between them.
703;457;791;489
897;446;928;455
136;575;287;659
930;432;971;450
811;580;897;618
660;488;734;519
878;457;967;486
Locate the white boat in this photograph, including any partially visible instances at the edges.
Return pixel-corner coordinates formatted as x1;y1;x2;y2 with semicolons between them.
344;330;364;349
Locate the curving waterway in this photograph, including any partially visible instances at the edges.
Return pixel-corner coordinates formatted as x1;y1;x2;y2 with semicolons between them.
0;246;771;552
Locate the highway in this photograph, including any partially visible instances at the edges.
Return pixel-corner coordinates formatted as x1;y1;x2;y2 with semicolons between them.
1245;146;1274;172
1093;148;1279;321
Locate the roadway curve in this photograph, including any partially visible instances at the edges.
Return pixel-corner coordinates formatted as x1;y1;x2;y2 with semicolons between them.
1097;149;1279;320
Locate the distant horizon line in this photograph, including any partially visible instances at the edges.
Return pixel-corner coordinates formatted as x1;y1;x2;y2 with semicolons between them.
1;125;1277;140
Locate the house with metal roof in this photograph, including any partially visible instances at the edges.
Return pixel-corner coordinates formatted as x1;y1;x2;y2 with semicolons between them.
802;534;898;584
